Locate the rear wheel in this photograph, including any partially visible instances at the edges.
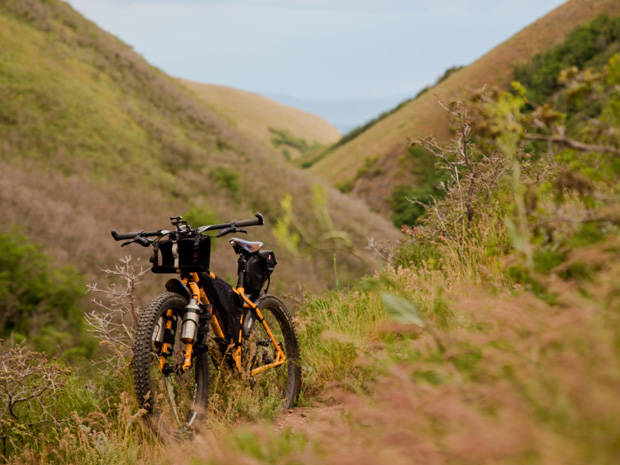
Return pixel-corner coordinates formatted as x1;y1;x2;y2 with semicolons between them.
242;295;301;409
133;292;209;437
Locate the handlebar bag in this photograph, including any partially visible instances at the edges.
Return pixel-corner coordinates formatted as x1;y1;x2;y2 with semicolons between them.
150;236;211;274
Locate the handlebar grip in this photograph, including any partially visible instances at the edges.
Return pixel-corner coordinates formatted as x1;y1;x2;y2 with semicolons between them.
235;213;265;228
111;230;142;241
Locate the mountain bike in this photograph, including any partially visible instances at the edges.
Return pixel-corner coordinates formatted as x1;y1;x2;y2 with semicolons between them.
111;213;301;436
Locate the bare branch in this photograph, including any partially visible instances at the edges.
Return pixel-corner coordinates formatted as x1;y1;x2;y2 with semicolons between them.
85;256;148;356
524;133;620;156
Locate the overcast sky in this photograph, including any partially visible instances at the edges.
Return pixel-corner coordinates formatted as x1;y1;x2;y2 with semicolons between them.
64;0;567;101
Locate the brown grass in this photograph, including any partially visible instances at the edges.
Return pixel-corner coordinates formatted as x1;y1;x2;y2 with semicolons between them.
173;241;620;465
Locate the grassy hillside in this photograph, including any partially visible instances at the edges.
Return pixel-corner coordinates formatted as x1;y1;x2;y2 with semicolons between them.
179;80;340;160
308;0;620;217
4;52;620;464
0;0;398;308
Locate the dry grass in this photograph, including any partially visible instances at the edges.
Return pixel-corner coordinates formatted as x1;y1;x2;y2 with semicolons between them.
310;0;620;215
170;240;620;465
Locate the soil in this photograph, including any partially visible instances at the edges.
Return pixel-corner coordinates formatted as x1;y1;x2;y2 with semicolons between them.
274;404;345;434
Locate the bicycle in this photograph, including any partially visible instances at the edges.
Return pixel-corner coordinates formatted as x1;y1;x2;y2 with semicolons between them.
111;213;301;437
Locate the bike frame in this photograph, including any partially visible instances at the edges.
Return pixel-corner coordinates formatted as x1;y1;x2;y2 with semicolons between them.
174;271;286;376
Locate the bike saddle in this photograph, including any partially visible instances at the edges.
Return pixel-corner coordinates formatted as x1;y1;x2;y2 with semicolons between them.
229;237;263;253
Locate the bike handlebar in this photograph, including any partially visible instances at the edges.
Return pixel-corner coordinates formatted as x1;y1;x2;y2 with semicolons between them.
111;230;161;241
204;213;264;231
110;213;265;241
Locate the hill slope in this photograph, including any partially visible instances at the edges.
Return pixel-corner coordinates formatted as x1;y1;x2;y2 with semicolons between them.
309;0;620;217
0;0;398;297
179;80;340;160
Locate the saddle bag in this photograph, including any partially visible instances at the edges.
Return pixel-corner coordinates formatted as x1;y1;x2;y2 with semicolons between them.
243;250;277;296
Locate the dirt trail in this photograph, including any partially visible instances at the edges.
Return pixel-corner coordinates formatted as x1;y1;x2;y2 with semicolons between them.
274;405;345;434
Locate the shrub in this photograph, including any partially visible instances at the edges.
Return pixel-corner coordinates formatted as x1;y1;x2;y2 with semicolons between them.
209;165;241;198
0;230;88;355
390;146;446;227
514;14;620;103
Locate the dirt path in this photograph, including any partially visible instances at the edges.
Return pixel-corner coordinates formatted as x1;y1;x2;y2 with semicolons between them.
274;404;345;434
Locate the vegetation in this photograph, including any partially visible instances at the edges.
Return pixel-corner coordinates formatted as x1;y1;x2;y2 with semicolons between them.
0;230;91;357
515;14;620;103
268;127;320;159
209;166;242;199
390;146;446;227
3;53;613;464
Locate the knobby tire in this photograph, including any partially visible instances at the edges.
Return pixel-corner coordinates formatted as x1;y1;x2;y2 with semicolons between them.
133;292;209;438
249;295;301;409
133;292;300;437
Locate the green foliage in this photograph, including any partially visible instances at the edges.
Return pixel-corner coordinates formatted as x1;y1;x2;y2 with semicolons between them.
0;230;89;355
336;178;354;193
296;289;386;393
0;345;154;463
269;127;319;157
209;165;241;198
390;146;446;227
391;183;437;227
380;292;425;327
354;154;383;179
515;14;620;103
183;204;217;229
223;428;312;463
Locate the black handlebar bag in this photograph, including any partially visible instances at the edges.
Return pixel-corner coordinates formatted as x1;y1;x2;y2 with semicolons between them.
150;236;211;274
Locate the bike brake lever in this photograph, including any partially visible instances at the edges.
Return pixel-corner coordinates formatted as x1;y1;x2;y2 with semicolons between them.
121;236;151;247
135;236;151;247
217;227;248;238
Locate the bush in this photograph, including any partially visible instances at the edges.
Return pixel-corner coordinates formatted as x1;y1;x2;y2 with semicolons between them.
209;165;241;198
0;230;88;355
390;146;446;227
515;14;620;103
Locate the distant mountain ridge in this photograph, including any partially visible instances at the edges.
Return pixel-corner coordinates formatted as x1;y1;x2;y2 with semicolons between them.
265;93;411;134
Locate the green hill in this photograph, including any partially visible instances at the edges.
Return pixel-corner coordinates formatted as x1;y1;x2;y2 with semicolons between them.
307;0;620;219
179;80;340;160
0;0;398;305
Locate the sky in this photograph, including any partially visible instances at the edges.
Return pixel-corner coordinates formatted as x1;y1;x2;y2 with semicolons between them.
64;0;568;102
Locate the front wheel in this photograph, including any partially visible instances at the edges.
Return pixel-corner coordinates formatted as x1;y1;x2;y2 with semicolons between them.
133;292;209;437
243;295;301;409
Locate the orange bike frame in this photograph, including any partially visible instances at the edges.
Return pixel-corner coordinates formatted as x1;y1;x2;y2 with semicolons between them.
175;272;286;376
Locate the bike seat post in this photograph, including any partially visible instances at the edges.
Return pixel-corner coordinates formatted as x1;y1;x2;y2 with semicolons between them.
236;253;247;292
